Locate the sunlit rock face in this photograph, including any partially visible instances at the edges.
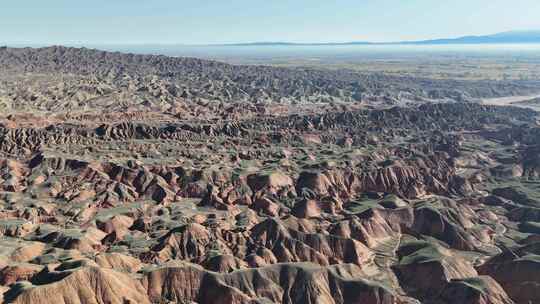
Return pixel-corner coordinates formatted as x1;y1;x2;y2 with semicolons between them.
0;46;540;304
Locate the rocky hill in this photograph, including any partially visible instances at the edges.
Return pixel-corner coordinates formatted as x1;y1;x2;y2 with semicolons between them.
1;46;540;113
0;47;540;304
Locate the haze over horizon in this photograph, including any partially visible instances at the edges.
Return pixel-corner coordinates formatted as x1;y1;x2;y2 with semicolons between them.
3;0;540;45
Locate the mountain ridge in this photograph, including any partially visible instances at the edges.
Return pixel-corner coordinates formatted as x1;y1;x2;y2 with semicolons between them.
4;31;540;48
218;30;540;47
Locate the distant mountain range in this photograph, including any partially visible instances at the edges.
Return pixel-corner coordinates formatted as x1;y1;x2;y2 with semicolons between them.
224;30;540;46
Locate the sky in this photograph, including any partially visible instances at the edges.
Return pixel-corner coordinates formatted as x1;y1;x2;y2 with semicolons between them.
2;0;540;45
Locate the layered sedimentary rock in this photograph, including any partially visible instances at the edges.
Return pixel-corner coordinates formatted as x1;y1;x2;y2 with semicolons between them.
0;47;540;304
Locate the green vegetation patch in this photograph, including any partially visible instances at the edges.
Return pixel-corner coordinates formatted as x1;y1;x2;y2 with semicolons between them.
451;277;489;294
397;240;446;265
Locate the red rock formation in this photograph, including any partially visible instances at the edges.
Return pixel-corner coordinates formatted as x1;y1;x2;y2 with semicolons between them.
10;266;150;304
143;262;406;304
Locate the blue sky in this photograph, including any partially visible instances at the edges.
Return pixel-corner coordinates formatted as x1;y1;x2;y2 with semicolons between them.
2;0;540;44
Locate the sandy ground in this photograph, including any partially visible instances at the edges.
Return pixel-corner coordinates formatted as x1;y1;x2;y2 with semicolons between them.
482;94;540;111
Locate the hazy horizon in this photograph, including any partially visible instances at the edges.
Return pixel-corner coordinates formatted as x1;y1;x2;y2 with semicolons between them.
5;30;540;48
5;43;540;65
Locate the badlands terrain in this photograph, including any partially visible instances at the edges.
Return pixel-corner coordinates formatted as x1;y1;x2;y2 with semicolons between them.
0;46;539;304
